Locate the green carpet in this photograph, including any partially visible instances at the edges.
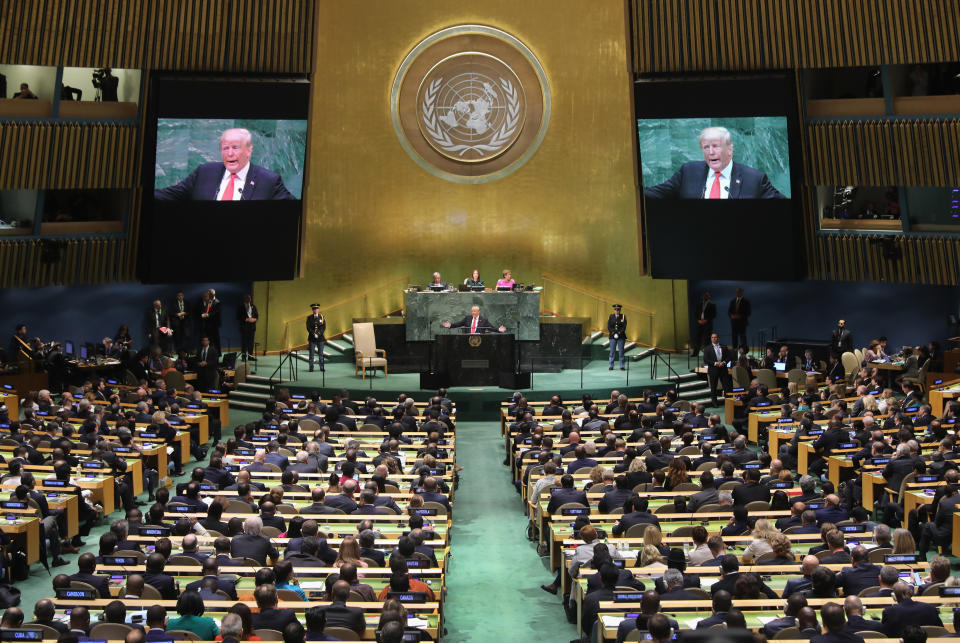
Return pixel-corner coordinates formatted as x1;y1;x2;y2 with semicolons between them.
443;420;577;642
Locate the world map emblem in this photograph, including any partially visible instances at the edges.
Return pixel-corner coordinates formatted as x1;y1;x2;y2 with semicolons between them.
418;54;525;162
391;25;551;183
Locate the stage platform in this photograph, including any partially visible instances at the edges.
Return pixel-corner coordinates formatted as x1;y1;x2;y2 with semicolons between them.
236;354;674;419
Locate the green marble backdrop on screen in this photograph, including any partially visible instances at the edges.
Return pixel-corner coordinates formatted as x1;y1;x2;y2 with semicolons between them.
154;119;307;198
637;117;791;198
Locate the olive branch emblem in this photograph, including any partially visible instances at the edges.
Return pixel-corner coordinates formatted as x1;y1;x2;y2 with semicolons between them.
421;76;521;157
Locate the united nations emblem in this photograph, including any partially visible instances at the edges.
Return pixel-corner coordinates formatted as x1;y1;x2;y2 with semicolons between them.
392;25;551;183
468;335;482;347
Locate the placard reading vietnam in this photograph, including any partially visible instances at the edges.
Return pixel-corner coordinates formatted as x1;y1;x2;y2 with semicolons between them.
153;118;307;200
639;117;791;199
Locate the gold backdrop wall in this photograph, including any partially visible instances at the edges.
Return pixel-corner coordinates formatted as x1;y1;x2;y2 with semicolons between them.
254;0;687;351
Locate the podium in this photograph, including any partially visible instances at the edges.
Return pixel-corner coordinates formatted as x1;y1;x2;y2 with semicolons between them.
431;332;520;386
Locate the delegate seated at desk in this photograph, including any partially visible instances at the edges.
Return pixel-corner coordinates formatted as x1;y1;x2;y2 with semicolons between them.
442;306;506;334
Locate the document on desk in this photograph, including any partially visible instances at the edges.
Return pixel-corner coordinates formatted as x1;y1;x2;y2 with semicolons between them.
685;618;704;629
408;618;430;628
756;616;778;625
601;615;627;627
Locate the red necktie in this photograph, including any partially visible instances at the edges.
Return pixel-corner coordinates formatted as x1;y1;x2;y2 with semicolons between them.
709;172;722;199
221;173;239;201
470;317;478;334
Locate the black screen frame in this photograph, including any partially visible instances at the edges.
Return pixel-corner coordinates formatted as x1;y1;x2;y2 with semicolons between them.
138;73;310;284
635;73;804;280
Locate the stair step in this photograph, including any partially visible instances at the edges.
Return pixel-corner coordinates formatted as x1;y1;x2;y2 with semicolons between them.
230;390;271;401
245;375;276;385
341;333;354;345
237;382;272;392
228;400;266;411
326;340;351;354
659;371;701;383
589;331;603;343
623;341;637;352
677;380;708;391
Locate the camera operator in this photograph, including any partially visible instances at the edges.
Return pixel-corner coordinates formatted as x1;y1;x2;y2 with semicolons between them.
92;68;118;101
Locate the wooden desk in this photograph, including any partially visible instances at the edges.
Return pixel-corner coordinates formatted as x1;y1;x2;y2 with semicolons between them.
861;470;886;511
929;379;960;416
0;516;40;564
1;392;18;421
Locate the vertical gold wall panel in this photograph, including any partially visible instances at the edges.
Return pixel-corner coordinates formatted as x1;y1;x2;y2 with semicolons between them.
255;0;687;351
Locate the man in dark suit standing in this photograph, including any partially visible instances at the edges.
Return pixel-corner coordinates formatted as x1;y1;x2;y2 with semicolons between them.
704;333;733;406
155;128;295;201
831;319;853;356
199;290;221;350
169;292;190;351
237;294;258;360
146;299;171;352
644;126;785;200
442;305;507;334
607;304;627;370
306;303;325;372
728;288;751;351
196;336;219;392
692;292;716;356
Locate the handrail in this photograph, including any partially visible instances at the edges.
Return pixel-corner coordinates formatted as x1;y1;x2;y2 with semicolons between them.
649;349;682;381
540;273;656;347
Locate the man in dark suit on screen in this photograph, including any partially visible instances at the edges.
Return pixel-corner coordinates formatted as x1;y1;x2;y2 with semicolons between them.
154;128;295;201
644;126;785;200
704;333;733;407
442;305;506;334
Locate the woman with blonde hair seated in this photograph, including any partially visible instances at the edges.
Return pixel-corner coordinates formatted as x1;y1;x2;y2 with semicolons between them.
643;524;669;556
892;527;916;554
741;518;780;563
334;534;368;568
637;544;667;569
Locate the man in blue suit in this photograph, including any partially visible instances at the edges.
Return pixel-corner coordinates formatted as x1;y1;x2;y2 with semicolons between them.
155;128;295;201
644;126;785;200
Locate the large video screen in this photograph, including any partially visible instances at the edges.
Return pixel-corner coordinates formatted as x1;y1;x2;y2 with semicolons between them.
636;75;802;279
139;75;309;283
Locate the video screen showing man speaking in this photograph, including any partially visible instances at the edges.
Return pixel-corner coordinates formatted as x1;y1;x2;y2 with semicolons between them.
153;119;306;201
639;118;791;200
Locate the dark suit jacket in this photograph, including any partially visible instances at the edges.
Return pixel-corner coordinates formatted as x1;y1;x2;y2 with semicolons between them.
711;573;777;598
837;562;882;596
612;511;660;536
728;297;752;326
230;533;279;564
448;314;498;333
69;571;111;598
644;161;784;199
360;547;386;567
252;607;298;632
323;601;366;634
547;488;589;514
155;162;295;201
28;619;69;634
185;574;238;600
843;614;884;633
810;632;866;643
732;482;770;506
881;598;942;636
142;571;178;600
324;493;359;513
703;343;733;373
782;575;812;597
687;487;719;511
599;488;635;514
301;501;340;514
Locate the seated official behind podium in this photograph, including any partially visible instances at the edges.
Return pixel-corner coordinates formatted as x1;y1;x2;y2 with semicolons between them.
428;272;448;290
496;269;515;289
464;269;484;288
442;305;506;334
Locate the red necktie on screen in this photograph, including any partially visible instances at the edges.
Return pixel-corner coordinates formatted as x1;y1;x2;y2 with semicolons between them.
470;317;478;334
709;172;722;199
221;173;239;201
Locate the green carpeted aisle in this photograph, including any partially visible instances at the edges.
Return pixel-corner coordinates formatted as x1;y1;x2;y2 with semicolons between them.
443;421;577;642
